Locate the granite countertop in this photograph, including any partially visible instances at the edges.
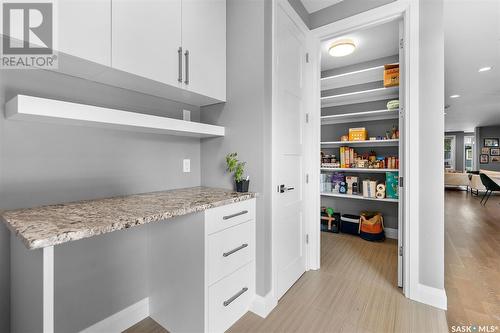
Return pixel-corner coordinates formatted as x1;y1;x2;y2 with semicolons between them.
0;186;257;250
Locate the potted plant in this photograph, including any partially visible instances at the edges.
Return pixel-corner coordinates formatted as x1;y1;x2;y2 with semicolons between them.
225;153;249;192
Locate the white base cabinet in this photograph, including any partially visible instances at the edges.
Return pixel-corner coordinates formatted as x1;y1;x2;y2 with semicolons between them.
149;199;256;333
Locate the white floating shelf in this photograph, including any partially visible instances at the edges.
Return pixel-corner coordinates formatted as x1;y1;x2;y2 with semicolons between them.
5;95;225;138
321;86;399;107
321;192;398;203
321;139;399;148
321;109;399;125
321;168;398;173
321;65;385;91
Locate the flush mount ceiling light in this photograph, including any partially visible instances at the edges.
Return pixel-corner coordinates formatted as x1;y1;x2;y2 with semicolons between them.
478;66;492;72
450;94;460;99
328;39;356;57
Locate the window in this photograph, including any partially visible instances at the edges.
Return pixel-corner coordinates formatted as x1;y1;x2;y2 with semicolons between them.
444;136;456;170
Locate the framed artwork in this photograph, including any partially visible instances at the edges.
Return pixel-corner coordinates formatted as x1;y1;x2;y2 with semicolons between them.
491;148;500;156
491;156;500;163
480;154;489;164
481;147;490;155
483;138;499;147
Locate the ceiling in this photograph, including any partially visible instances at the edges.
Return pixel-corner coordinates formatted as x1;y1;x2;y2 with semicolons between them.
320;20;399;71
444;0;500;132
301;0;344;13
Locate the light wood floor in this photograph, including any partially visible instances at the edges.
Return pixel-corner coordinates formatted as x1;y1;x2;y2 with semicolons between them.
444;189;500;328
126;232;448;333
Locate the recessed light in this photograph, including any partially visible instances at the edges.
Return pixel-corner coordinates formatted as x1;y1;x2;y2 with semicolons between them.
450;94;460;99
329;39;356;57
478;66;492;72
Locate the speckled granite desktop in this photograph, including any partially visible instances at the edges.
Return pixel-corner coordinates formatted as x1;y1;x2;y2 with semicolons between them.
1;186;256;250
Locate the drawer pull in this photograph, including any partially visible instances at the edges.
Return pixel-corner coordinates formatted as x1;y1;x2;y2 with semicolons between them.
223;287;248;307
223;210;248;220
223;243;248;257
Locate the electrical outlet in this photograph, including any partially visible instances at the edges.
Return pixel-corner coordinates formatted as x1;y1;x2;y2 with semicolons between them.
183;159;190;173
183;110;191;121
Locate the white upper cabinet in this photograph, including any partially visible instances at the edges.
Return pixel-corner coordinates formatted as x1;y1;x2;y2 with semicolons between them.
181;0;226;102
111;0;182;87
58;0;111;66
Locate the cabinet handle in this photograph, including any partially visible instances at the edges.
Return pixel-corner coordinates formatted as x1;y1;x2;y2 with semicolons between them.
223;210;248;220
223;243;248;257
178;47;183;83
184;50;189;85
223;287;248;307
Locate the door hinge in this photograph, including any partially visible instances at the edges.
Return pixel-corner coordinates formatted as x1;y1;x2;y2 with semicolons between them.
305;113;309;123
399;246;403;256
399;176;404;187
306;52;309;63
306;234;309;244
306;173;309;184
399;38;404;50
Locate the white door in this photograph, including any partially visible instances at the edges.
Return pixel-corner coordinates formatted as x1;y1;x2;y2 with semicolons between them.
112;0;182;86
274;5;307;300
182;0;226;101
58;0;111;66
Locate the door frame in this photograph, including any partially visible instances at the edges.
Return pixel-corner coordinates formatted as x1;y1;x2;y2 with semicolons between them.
270;0;420;306
307;0;419;299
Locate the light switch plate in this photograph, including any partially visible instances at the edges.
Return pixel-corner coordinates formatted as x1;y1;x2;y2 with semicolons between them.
183;110;191;121
183;159;190;173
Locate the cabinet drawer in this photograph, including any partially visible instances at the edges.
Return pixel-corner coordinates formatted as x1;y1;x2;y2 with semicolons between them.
205;199;255;235
208;221;254;285
208;263;254;333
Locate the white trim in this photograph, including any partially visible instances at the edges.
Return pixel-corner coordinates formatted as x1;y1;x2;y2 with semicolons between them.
385;227;398;240
43;246;54;333
79;298;150;333
307;0;421;304
412;284;447;310
249;293;278;318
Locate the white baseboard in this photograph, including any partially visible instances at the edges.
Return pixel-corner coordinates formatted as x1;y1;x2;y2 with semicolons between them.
385;227;398;240
80;297;149;333
250;292;278;318
412;283;447;310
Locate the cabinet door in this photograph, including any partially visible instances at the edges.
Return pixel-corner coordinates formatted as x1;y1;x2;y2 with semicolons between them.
112;0;182;86
58;0;111;66
182;0;226;101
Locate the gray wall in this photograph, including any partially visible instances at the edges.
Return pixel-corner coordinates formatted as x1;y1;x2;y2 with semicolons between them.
419;0;445;290
0;68;202;331
288;0;395;30
200;0;272;296
477;125;500;171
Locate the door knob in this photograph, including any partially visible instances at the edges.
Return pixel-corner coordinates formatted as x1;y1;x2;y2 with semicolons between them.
278;184;295;193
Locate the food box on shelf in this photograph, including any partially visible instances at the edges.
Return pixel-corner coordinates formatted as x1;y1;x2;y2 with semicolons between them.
385;171;399;199
384;64;399;87
348;127;367;141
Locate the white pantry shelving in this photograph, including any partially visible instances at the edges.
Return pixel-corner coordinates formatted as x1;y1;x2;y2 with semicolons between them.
321;86;399;107
321;192;398;203
321;168;398;173
321;109;399;125
5;95;225;138
321;139;399;148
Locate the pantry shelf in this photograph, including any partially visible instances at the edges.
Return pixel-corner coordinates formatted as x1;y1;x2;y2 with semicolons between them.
321;168;399;173
321;109;399;125
5;95;225;138
321;139;399;148
321;86;399;107
321;65;386;90
321;192;399;203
